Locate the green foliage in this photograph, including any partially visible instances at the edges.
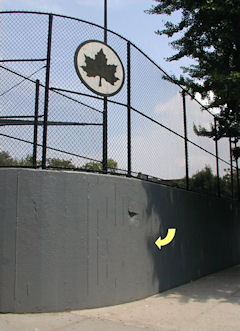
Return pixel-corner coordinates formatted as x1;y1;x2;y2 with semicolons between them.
106;158;118;171
0;151;17;166
82;159;118;172
47;158;75;169
188;165;239;197
220;166;239;197
0;151;118;173
0;151;35;166
189;166;218;194
82;161;102;171
18;154;37;167
0;151;76;169
147;0;240;140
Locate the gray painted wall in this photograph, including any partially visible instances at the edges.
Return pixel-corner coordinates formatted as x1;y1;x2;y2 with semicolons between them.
0;169;240;313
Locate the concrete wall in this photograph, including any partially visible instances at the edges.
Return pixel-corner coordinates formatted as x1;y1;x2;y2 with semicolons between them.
0;168;240;313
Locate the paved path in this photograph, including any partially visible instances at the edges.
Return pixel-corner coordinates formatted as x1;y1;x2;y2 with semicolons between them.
1;265;240;331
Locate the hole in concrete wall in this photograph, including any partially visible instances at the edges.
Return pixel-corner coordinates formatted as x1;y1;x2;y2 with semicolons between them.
128;211;138;218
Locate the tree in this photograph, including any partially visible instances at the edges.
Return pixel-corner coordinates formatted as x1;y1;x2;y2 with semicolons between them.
0;151;16;166
18;154;35;167
147;1;240;142
82;159;118;172
82;161;102;171
105;158;118;172
220;166;239;197
47;158;76;169
189;166;218;194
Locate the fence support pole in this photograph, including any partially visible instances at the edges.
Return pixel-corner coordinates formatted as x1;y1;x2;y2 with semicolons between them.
102;0;108;174
127;42;131;177
102;99;108;173
214;118;220;197
42;14;53;169
229;137;234;198
33;79;40;168
104;0;107;41
234;139;240;200
182;91;189;190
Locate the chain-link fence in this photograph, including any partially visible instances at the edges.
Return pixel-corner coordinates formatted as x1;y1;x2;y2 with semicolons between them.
0;11;239;199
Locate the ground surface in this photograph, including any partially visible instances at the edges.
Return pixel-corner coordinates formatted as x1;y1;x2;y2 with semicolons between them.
1;265;240;331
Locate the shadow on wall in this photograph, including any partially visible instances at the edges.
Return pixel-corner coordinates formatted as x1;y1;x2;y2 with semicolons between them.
142;180;240;303
154;264;240;304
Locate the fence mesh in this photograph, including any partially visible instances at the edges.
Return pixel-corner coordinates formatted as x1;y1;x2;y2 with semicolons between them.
0;11;238;199
46;90;103;168
0;65;44;165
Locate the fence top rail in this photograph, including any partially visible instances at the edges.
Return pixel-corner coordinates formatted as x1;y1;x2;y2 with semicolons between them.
0;10;215;117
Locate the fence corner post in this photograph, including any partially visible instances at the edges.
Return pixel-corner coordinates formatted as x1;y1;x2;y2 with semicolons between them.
42;14;53;169
33;79;40;168
214;118;221;197
127;41;132;177
182;90;189;190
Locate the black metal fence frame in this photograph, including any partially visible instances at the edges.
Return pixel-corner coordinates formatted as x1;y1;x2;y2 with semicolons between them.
0;11;239;200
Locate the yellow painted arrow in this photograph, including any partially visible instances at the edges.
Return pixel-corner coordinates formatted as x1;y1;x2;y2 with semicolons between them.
155;228;176;249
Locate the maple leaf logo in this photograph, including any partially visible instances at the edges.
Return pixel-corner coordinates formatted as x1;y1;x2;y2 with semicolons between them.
81;48;119;87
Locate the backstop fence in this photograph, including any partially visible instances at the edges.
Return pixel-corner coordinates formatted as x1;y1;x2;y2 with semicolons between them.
0;11;239;199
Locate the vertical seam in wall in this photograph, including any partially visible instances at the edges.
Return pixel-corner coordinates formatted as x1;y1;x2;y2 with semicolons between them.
151;210;153;237
97;209;99;286
106;239;109;279
114;183;117;226
106;197;108;219
122;196;125;225
14;171;19;309
87;185;89;296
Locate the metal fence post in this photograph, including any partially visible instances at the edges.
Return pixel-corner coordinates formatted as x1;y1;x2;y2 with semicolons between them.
214;118;221;197
127;41;131;177
104;0;107;40
102;0;108;174
182;91;189;190
42;14;53;169
234;139;240;200
33;79;40;168
229;137;234;198
102;99;108;173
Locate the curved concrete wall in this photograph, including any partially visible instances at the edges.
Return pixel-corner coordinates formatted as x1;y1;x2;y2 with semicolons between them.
0;169;240;312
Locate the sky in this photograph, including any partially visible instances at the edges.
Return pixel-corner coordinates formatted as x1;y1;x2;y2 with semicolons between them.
0;0;187;76
0;0;231;179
